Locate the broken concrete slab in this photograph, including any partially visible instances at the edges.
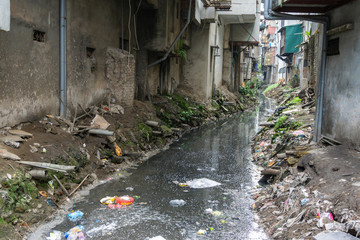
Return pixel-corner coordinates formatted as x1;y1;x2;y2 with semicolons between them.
8;129;33;138
0;149;21;160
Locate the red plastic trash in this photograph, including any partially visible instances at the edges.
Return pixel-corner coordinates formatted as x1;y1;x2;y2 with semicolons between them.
115;196;134;205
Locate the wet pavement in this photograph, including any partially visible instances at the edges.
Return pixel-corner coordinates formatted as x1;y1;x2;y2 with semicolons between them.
31;99;274;240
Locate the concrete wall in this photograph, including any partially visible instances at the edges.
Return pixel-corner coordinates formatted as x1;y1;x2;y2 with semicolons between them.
183;23;211;101
0;0;130;127
66;0;123;112
214;23;224;88
322;1;360;146
0;0;60;127
0;0;10;31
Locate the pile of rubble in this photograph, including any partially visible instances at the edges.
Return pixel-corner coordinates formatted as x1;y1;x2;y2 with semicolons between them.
250;86;360;239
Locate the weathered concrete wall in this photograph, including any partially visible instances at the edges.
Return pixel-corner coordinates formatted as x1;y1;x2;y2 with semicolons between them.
222;49;232;88
105;48;135;109
0;0;10;31
214;22;224;89
322;1;360;146
183;24;210;101
66;0;124;111
0;0;133;127
0;0;60;127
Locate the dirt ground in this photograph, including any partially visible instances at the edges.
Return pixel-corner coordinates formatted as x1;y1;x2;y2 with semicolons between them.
0;88;257;239
251;86;360;239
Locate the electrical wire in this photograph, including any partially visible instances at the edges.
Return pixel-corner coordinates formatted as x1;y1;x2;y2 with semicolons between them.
128;0;132;53
134;0;142;50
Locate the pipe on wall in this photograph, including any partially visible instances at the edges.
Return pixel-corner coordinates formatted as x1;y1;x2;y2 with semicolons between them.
60;0;67;117
147;0;192;68
264;0;329;142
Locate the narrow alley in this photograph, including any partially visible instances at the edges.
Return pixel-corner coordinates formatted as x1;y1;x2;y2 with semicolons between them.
1;0;360;239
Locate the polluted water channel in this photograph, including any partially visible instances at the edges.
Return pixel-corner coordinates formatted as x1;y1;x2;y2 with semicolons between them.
31;98;275;240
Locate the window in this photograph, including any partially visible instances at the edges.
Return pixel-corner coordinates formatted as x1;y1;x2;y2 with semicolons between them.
327;38;340;56
33;30;46;42
86;47;95;58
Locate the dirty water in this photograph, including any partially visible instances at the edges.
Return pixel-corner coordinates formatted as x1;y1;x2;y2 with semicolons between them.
30;98;275;240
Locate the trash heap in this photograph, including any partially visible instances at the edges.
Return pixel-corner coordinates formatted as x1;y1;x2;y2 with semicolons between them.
250;86;360;239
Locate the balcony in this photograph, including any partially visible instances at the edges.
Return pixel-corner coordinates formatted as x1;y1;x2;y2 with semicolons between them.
219;0;257;24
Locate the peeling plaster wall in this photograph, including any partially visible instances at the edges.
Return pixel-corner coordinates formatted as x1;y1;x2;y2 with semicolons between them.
0;0;60;127
322;1;360;146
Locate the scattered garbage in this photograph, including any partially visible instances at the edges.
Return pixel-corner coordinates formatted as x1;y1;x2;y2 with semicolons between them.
46;230;62;240
100;196;134;207
64;225;84;239
204;208;213;214
169;199;186;207
100;196;116;205
197;229;207;235
149;236;166;240
185;178;221;189
114;142;122;156
90;114;110;130
211;211;223;217
293;130;305;137
3;139;20;148
29;145;38;153
301;198;308;206
67;210;84;222
29;169;47;179
116;196;134;205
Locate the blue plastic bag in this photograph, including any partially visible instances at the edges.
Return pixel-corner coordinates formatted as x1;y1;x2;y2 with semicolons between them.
67;210;84;222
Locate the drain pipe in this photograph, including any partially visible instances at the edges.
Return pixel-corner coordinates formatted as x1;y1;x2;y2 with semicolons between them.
147;0;192;68
60;0;67;117
264;0;329;141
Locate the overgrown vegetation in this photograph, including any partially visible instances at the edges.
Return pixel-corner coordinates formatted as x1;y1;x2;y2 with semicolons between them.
175;39;187;60
137;122;152;142
263;84;279;94
0;171;38;224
